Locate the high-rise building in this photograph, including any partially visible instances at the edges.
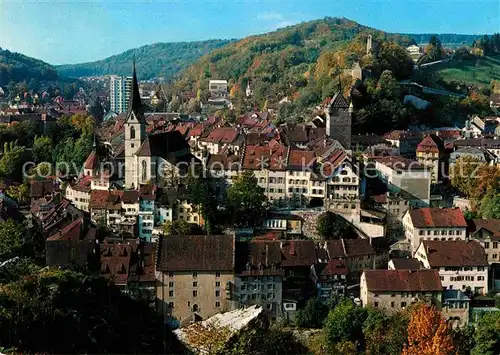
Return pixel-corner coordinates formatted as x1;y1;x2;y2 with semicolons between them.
109;75;133;113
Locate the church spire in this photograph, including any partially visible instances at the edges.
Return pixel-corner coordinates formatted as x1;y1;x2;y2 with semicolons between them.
127;57;144;120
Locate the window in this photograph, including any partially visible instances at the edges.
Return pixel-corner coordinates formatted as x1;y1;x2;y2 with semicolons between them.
169;290;174;297
168;272;174;278
493;254;498;259
478;276;485;281
193;290;198;297
478;267;485;272
401;302;407;308
193;282;198;288
193;272;198;278
168;282;174;288
130;126;136;139
216;281;221;287
494;242;498;249
485;242;490;249
374;302;379;308
391;294;396;297
215;301;221;308
168;302;174;308
215;290;220;297
391;301;395;308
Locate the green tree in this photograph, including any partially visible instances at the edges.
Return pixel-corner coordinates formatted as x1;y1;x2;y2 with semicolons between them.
472;312;500;355
375;70;400;98
452;325;475;355
215;325;306;355
479;192;500;219
363;308;409;355
316;211;356;239
6;183;29;203
226;171;267;227
0;141;27;181
32;135;53;163
296;297;329;328
323;298;367;347
162;219;203;236
0;268;184;354
187;169;220;234
0;219;24;261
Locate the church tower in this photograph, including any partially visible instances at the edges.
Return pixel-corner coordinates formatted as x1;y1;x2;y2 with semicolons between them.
325;85;352;151
124;60;146;188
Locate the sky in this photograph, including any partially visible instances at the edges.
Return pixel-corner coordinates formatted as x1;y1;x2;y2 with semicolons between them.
1;0;499;65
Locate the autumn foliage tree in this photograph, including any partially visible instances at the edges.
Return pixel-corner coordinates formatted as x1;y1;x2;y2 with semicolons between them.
403;304;456;355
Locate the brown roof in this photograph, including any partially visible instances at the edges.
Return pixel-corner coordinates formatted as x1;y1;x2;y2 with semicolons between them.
409;207;467;228
83;150;98;170
319;259;348;276
384;130;422;140
373;156;425;171
236;240;284;276
416;135;442;153
389;258;421;270
344;238;375;257
139;184;156;200
363;269;442;292
470;219;500;239
422;240;488;267
280;240;317;267
242;145;288;170
201;127;240;144
30;180;55;198
326;240;345;258
158;234;235;272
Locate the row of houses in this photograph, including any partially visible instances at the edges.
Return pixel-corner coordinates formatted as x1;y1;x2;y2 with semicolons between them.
156;234;388;327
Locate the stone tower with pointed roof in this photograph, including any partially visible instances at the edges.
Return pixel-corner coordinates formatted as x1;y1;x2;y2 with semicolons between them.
124;61;146;188
325;88;352;150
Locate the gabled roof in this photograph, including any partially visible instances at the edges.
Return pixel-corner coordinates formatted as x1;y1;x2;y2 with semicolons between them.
416;135;443;153
158;235;235;272
363;269;442;292
421;240;488;267
328;91;349;109
470;219;500;240
408;207;467;228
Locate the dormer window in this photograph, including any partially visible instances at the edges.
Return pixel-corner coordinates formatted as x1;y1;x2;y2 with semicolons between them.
246;262;251;271
258;263;264;270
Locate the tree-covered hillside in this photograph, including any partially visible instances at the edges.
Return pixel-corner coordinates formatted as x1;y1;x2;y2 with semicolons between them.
56;40;233;79
403;33;483;47
0;48;59;86
171;17;415;118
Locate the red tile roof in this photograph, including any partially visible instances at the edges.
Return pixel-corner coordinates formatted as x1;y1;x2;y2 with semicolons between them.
201;127;240;144
363;269;442;292
287;150;315;170
83;151;98;170
242;145;288;170
416;135;440;153
344;238;375;257
409;207;467;228
319;259;348;276
422;240;488;267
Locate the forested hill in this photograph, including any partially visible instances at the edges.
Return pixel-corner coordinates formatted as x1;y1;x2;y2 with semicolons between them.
403;33;483;47
56;40;233;79
171;17;415;111
0;48;59;86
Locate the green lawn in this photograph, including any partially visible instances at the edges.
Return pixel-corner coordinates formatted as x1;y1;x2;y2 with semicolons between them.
429;55;500;87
